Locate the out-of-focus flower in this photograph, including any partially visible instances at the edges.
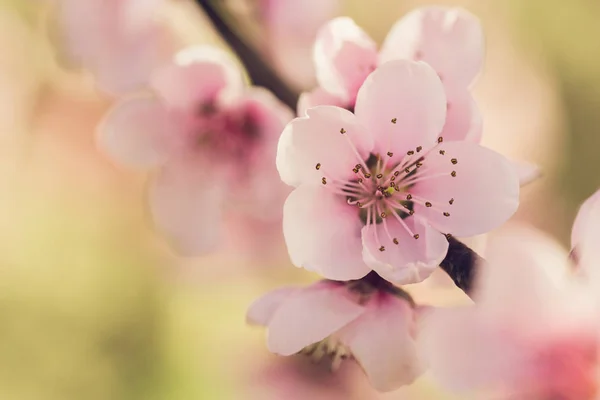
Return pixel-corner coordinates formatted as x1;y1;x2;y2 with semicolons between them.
258;0;340;90
98;46;292;256
247;276;424;392
420;189;600;399
277;60;519;283
57;0;170;94
299;7;483;144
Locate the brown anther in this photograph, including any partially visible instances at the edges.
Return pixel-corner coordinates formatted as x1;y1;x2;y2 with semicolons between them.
409;210;415;215
390;182;396;187
406;194;413;200
449;198;454;205
416;146;423;153
394;171;400;176
380;212;387;218
322;177;327;185
357;202;362;208
387;152;394;157
451;158;458;165
425;202;432;208
365;173;372;178
393;238;399;245
316;163;321;170
443;212;450;217
444;233;452;239
437;137;444;143
355;164;362;170
451;171;457;177
439;150;446;155
413;234;420;239
391;118;397;124
390;176;396;181
379;246;386;252
407;150;415;156
358;178;363;183
353;167;359;173
404;167;410;173
376;173;383;179
416;162;423;168
340;128;346;134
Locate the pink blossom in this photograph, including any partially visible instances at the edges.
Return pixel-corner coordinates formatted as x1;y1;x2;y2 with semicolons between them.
278;60;520;283
299;7;540;186
98;46;292;256
57;0;169;94
299;7;484;144
247;279;424;392
420;190;600;399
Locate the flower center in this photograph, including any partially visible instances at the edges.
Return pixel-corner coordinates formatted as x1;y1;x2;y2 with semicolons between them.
299;336;351;372
318;126;457;252
189;101;261;160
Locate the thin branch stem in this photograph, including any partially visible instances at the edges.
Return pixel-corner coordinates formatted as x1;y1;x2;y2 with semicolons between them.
193;0;299;109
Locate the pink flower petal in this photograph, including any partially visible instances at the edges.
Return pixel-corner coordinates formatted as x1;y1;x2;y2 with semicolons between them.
513;160;541;187
276;106;374;187
420;307;526;392
246;287;298;326
571;189;600;250
97;96;176;168
314;17;378;101
413;141;519;237
441;87;482;142
297;87;347;116
150;46;244;112
477;225;571;327
338;292;423;391
379;6;484;88
361;218;448;284
267;282;365;355
283;185;371;280
573;190;600;284
354;60;446;158
148;156;225;256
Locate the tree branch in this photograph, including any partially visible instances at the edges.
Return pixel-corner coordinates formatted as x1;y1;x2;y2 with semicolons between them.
193;0;485;298
439;237;483;295
194;0;299;109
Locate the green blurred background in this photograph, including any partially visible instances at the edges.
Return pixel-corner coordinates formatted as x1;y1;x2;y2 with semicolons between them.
0;0;598;398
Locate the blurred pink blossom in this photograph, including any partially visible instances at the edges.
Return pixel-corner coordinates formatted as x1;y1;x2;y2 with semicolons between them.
98;46;292;256
57;0;169;94
247;279;424;392
420;189;600;399
277;60;519;283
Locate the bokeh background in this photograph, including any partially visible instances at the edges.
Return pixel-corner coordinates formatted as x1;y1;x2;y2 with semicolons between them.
0;0;598;398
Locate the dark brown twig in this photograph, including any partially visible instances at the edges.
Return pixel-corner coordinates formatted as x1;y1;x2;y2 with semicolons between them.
194;0;298;109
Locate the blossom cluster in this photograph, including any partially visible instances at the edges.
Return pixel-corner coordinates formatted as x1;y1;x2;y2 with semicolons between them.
54;0;599;398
